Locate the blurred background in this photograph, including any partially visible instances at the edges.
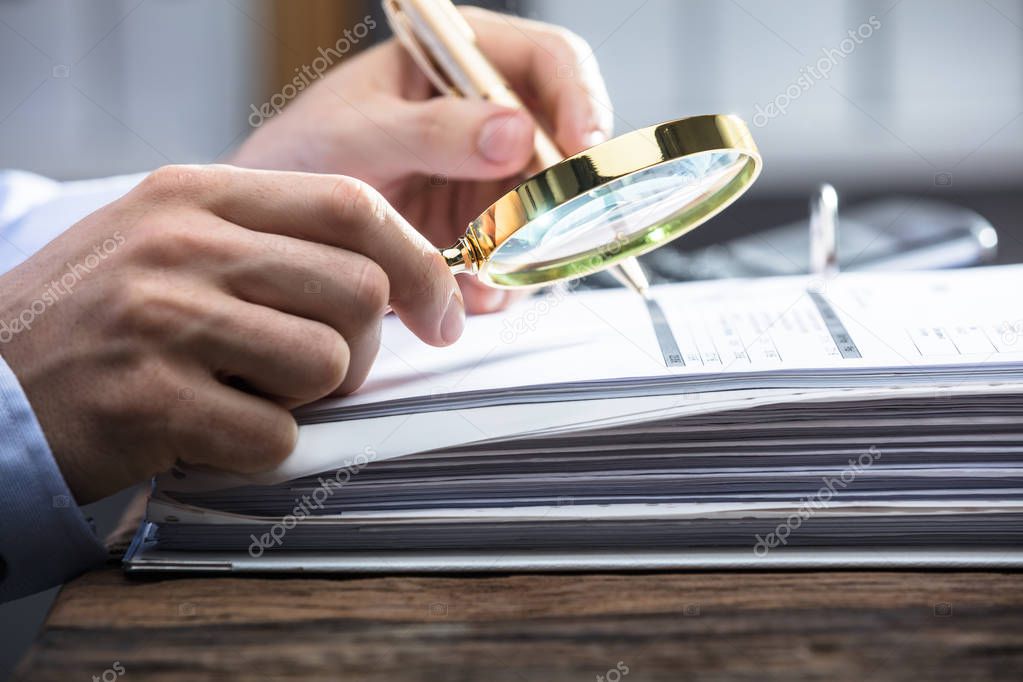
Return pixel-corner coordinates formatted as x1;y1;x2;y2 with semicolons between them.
1;0;1022;677
2;0;1021;269
3;0;1022;191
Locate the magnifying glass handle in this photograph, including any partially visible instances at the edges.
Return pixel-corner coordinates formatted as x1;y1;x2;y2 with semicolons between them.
442;243;469;274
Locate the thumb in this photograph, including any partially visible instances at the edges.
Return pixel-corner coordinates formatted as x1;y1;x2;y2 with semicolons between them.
399;98;536;180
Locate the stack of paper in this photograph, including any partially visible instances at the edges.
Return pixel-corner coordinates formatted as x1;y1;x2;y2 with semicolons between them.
125;266;1023;571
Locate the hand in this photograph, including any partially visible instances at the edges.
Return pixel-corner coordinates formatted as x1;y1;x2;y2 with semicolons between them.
0;165;463;503
231;6;614;313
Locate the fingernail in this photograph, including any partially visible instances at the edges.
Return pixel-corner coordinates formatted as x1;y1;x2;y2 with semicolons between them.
478;112;532;164
582;129;608;149
440;288;465;344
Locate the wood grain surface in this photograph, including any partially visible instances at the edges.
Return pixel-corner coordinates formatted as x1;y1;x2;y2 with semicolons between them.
13;567;1023;681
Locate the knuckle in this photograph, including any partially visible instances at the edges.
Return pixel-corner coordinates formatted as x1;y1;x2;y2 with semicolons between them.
100;358;173;425
141;223;222;270
351;257;390;314
288;323;351;396
139;164;216;200
330;176;389;229
250;412;299;469
109;281;193;339
337;328;381;396
546;27;591;65
413;105;448;153
305;326;351;396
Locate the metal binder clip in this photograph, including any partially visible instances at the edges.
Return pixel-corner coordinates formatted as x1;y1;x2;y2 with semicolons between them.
809;183;839;278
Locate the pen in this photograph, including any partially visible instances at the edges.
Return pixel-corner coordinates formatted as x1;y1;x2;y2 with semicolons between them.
383;0;651;297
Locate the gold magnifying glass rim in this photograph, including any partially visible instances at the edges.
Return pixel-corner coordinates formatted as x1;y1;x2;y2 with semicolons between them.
442;113;762;288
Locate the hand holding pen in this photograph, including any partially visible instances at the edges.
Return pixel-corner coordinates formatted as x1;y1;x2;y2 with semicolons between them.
384;0;651;296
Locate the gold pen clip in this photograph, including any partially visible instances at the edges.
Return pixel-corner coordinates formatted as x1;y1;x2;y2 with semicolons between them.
383;0;460;97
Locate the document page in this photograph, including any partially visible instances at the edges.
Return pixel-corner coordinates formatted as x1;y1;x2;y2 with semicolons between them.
302;265;1023;417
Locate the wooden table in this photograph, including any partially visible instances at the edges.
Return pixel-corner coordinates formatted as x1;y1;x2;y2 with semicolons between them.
14;567;1023;681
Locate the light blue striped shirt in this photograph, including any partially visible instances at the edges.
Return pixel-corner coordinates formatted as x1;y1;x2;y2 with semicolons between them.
0;169;145;602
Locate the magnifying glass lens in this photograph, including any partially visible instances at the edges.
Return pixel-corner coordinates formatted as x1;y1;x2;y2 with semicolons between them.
485;149;749;286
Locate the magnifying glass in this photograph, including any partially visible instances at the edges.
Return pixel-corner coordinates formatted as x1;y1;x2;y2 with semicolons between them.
440;114;762;288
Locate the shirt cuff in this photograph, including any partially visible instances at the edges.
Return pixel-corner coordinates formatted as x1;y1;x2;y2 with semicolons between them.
0;170;147;276
0;353;107;603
